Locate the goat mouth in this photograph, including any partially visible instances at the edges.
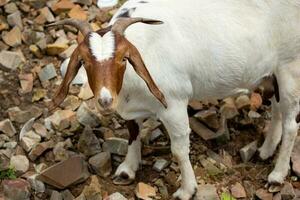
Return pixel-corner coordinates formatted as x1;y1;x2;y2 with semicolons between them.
98;107;114;116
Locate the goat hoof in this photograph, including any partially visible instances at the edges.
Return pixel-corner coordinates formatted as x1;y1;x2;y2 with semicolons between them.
268;171;285;185
258;147;274;160
112;172;134;185
172;187;197;200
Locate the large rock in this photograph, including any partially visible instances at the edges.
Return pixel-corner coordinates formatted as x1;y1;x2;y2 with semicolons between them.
37;156;90;189
78;126;101;157
102;137;128;156
88;152;112;177
76;102;101;127
0;50;25;70
0;119;16;137
3;179;31;200
10;155;29;175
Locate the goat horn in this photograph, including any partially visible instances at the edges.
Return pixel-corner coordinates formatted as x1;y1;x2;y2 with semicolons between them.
112;17;163;35
46;19;93;36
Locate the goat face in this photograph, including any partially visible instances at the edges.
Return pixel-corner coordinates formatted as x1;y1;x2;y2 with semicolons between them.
49;18;167;114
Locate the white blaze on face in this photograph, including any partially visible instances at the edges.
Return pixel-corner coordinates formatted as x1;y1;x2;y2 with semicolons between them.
89;31;115;62
100;87;112;101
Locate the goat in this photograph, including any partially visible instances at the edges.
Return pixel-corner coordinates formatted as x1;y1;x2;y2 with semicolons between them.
48;0;300;199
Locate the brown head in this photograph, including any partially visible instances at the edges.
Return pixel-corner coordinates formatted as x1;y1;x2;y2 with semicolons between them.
48;18;167;115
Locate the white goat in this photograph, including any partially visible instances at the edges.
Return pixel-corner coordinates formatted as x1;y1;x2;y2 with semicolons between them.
49;0;300;199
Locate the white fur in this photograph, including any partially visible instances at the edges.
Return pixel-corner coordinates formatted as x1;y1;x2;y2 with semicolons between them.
89;32;115;62
82;0;300;198
100;87;112;100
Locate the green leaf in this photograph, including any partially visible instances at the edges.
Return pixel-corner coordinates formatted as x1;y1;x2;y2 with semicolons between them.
221;192;236;200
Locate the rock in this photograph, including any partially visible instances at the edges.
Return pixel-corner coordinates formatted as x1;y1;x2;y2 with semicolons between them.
61;95;81;111
273;193;282;200
4;2;17;14
230;182;247;198
188;99;203;110
280;182;295;200
189;118;224;140
59;44;78;59
38;63;57;82
7;11;23;30
78;83;93;99
3;141;17;149
50;191;63;200
2;26;22;47
28;140;54;161
19;73;34;94
220;97;239;119
82;175;102;200
291;136;300;177
153;158;169;172
10;155;29;174
68;5;87;20
239;140;258;163
0;154;10;171
40;7;55;22
45;109;76;131
72;0;92;6
0;16;9;32
88;152;112;177
8;106;42;123
107;192;127;200
32;123;48;138
62;190;75;200
199;155;223;176
0;50;25;70
256;189;272;200
0;119;16;137
3;179;31;200
20;130;41;152
196;184;219;200
19;118;35;140
29;45;43;58
248;110;261;118
149;128;163;142
27;174;45;193
32;88;47;102
250;92;263;110
46;43;69;56
37;156;90;189
78;126;102;157
75;194;86;200
102;137;128;156
52;0;76;14
135;182;156;200
154;179;169;200
194;108;219;130
53;139;74;161
60;58;87;85
76;102;101;127
235;95;251;110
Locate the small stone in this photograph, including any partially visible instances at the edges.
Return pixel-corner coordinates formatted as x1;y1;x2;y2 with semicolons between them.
248;110;261;118
8;106;42;124
149;128;163;142
188;99;203;110
53;139;74;161
38;63;57;82
45;109;76;131
72;0;92;6
32;88;47;102
52;0;76;14
0;16;9;32
0;50;25;70
268;185;281;193
2;26;22;47
89;152;112;177
46;43;69;56
194;108;219;130
32;123;48;138
37;156;90;189
250;92;263;110
239;140;258;163
10;155;29;174
3;141;17;149
190;118;224;140
28;140;54;161
7;11;23;30
20;130;42;152
19;73;34;94
154;179;169;200
153;158;169;172
78;83;93;99
135;182;156;200
76;102;101;127
281;182;295;200
220;97;239;119
75;193;86;200
61;190;75;200
0;119;16;137
230;182;247;198
61;95;81;111
255;189;272;200
291;136;300;177
68;5;87;20
0;154;10;171
50;191;63;200
107;192;127;200
59;44;77;59
82;175;102;200
3;179;31;200
102;137;128;156
27;174;45;193
4;2;18;14
29;44;43;58
273;193;282;200
235;95;251;110
196;184;219;200
40;7;55;22
78;126;102;157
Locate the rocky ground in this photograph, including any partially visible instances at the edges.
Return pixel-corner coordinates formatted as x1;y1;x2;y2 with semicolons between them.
0;0;300;200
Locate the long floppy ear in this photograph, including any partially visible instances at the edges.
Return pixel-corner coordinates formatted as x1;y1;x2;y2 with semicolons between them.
125;41;168;108
49;47;81;111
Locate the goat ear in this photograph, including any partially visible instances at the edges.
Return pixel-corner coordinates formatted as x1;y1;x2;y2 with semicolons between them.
49;47;81;111
126;41;168;108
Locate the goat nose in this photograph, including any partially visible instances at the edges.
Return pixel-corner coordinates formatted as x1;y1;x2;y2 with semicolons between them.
98;97;113;108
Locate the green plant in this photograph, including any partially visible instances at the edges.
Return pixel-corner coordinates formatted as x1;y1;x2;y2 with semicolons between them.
221;192;236;200
0;167;17;180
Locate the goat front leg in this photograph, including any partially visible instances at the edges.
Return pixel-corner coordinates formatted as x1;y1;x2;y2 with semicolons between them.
159;101;197;200
113;119;142;185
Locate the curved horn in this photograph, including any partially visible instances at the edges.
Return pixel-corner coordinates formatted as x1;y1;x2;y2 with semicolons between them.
46;19;93;36
112;17;163;35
